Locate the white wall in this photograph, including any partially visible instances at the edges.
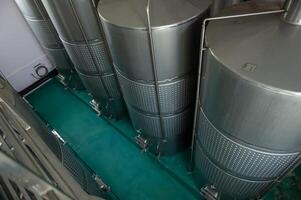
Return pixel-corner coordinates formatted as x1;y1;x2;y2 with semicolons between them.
0;0;53;92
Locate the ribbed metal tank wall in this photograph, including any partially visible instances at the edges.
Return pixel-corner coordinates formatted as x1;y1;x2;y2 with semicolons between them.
40;0;124;117
14;0;83;89
194;1;301;199
98;0;211;155
0;75;109;199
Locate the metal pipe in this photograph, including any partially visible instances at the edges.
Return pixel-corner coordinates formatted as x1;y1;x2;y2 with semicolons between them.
282;0;301;25
189;8;285;171
210;0;241;17
145;0;166;145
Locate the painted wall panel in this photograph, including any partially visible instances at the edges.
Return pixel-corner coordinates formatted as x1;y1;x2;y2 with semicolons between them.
0;0;53;92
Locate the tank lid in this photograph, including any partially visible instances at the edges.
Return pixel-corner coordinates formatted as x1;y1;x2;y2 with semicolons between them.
207;2;301;93
98;0;211;29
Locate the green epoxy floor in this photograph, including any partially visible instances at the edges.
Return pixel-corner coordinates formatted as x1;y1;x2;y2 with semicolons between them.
26;79;199;200
25;78;301;200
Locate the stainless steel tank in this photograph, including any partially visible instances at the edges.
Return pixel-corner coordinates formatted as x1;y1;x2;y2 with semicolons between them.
194;1;301;198
14;0;83;89
98;0;211;155
40;0;124;117
210;0;241;16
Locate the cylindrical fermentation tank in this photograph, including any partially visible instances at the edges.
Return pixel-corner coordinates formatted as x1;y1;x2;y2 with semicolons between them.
98;0;211;154
41;0;124;117
194;1;301;198
14;0;83;89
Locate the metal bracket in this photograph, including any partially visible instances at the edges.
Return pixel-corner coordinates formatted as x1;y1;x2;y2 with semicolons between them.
89;99;101;116
200;185;220;200
51;129;65;144
0;133;15;152
57;74;67;87
135;134;148;152
94;175;110;192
